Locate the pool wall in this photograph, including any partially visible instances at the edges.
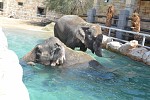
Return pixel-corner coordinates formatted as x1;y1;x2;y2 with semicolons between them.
102;35;150;66
0;27;30;100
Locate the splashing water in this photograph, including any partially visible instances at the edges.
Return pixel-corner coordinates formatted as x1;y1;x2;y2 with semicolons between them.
4;28;150;100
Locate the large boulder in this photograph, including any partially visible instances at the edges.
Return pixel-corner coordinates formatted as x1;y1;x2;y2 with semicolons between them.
128;47;148;61
106;41;122;52
119;40;138;55
0;27;30;100
102;35;113;48
142;51;150;65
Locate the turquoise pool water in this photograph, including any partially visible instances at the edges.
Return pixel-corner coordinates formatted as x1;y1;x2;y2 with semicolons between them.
4;28;150;100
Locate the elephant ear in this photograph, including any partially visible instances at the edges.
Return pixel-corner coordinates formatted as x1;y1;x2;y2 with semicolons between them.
76;27;85;43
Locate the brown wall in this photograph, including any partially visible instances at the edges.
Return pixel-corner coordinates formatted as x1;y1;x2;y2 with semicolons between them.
2;0;45;20
138;0;150;19
97;0;149;32
98;0;150;19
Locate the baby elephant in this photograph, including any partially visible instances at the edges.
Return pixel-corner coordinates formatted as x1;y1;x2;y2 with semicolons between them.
23;37;66;66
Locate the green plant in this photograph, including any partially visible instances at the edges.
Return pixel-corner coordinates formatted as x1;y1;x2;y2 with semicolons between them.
44;0;93;15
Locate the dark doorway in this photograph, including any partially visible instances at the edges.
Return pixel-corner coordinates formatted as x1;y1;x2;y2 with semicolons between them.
18;2;23;6
37;7;46;16
0;2;3;11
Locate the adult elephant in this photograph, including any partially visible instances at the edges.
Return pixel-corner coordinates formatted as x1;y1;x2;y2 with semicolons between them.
22;37;102;68
54;15;103;57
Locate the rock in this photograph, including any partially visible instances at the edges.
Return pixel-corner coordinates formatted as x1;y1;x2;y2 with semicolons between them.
106;41;122;52
119;40;138;55
41;18;53;26
0;27;30;100
0;27;8;51
142;51;150;65
42;22;55;31
128;47;148;61
0;50;30;100
102;35;113;48
129;40;138;47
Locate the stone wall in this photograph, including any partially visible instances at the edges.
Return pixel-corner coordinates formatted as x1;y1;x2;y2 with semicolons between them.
137;0;150;30
96;0;131;26
98;0;150;18
98;0;127;16
97;0;149;33
0;0;149;30
2;0;45;20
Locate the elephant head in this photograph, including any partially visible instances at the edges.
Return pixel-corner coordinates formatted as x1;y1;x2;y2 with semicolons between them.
22;37;66;66
76;24;103;57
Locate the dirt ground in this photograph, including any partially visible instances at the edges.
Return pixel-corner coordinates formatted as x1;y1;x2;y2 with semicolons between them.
0;16;56;37
0;16;46;30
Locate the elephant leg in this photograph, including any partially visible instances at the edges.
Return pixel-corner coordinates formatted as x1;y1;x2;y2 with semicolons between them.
66;40;75;50
80;43;87;52
54;23;59;38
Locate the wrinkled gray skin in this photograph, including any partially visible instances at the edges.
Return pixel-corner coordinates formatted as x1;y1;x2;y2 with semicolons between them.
22;37;104;68
23;37;65;67
54;15;103;57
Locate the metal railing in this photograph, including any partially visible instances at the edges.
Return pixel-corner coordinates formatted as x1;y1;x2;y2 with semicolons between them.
101;25;150;49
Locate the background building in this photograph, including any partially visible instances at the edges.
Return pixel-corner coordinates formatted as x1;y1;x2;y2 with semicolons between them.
94;0;150;19
0;0;149;30
0;0;46;19
0;0;149;20
93;0;150;31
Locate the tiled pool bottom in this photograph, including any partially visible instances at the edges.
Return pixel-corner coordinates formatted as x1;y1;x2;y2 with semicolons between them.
4;28;150;100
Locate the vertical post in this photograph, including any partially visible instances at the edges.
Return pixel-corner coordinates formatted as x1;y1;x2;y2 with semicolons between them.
125;0;136;15
116;10;129;39
108;28;111;37
87;8;96;23
142;35;145;46
93;0;100;15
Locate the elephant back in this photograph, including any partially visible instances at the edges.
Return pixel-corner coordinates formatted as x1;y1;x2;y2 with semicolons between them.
59;15;85;26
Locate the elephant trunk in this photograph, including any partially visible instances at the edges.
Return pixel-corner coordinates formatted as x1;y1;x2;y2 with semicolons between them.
92;34;103;57
22;48;36;62
94;47;102;57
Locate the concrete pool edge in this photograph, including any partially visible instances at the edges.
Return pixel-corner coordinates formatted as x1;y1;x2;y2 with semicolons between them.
102;35;150;66
0;27;30;100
